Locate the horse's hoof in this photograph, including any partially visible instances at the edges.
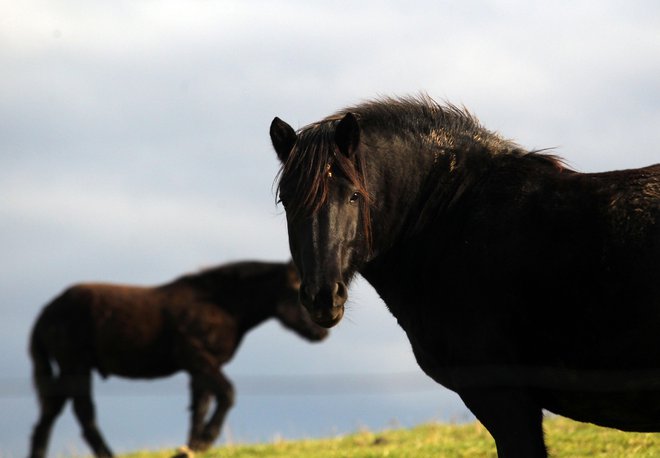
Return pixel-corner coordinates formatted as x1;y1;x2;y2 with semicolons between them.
171;445;195;458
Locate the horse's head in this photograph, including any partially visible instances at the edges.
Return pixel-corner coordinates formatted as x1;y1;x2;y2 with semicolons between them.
270;113;372;328
275;261;329;341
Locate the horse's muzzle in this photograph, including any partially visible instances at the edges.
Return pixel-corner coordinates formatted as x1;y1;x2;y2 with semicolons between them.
300;281;347;328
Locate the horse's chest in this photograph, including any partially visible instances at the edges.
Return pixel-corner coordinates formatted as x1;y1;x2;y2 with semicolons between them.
371;272;522;388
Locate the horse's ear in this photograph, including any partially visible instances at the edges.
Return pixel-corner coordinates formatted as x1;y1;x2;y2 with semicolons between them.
270;117;297;163
335;112;360;158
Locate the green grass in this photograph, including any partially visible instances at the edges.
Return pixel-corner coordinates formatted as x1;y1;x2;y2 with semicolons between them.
121;417;660;458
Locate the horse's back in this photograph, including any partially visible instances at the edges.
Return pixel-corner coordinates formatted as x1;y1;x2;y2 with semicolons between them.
549;164;660;347
517;164;660;364
583;162;660;237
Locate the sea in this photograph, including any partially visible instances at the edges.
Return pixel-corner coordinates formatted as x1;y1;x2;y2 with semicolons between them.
2;371;473;457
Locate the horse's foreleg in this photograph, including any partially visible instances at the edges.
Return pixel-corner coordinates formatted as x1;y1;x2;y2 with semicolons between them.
459;387;547;458
187;376;213;450
70;371;114;458
188;370;235;452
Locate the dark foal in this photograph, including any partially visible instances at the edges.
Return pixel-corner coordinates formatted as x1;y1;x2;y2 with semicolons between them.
28;260;328;458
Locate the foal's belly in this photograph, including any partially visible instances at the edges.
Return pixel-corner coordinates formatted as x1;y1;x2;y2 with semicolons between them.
95;345;179;379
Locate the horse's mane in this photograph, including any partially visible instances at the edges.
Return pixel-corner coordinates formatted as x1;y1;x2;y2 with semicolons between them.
276;96;566;247
337;96;506;151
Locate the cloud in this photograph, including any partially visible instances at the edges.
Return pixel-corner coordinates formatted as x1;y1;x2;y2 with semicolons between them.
4;1;660;158
1;178;288;270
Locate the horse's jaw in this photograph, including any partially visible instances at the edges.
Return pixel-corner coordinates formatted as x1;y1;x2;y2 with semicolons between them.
306;304;344;328
299;289;345;328
298;277;349;328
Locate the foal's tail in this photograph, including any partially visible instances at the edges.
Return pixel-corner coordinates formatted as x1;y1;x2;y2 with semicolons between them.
29;310;56;401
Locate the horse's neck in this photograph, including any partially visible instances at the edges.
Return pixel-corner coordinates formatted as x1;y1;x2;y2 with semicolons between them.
361;144;501;314
362;147;562;320
366;141;457;254
369;141;506;253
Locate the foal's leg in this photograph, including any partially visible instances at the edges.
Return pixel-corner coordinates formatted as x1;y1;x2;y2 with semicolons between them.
29;386;67;458
188;371;235;452
70;370;114;458
187;376;213;449
459;388;547;458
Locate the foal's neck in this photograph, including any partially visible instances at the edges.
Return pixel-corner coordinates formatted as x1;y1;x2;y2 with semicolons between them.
230;281;284;333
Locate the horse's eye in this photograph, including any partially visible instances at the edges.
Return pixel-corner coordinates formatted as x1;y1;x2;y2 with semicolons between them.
349;192;360;203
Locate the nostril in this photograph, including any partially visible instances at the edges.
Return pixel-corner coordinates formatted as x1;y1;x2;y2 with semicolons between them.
302;282;347;309
334;281;348;303
299;284;314;305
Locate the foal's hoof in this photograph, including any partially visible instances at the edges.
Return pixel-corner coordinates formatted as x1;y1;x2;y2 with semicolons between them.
171;445;195;458
188;437;213;452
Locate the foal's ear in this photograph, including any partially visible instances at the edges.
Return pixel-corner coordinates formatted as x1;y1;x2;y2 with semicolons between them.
286;260;302;290
270;117;297;163
335;112;360;158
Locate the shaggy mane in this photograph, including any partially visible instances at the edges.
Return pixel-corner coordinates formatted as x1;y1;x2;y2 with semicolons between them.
276;96;566;250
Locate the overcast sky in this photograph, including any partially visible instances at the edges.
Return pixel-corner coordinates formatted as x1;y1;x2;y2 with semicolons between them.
1;0;660;455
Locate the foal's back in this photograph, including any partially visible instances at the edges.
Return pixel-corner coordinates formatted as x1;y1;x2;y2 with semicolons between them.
33;281;236;379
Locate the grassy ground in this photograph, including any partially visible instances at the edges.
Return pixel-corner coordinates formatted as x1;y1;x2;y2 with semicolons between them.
122;416;660;458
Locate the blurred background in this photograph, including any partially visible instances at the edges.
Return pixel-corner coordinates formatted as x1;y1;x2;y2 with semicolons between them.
2;1;659;456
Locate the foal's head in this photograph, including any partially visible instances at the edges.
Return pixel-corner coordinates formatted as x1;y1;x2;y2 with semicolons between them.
274;261;329;341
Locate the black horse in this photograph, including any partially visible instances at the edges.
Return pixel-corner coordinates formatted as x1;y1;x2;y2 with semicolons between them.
28;260;328;458
270;96;660;457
